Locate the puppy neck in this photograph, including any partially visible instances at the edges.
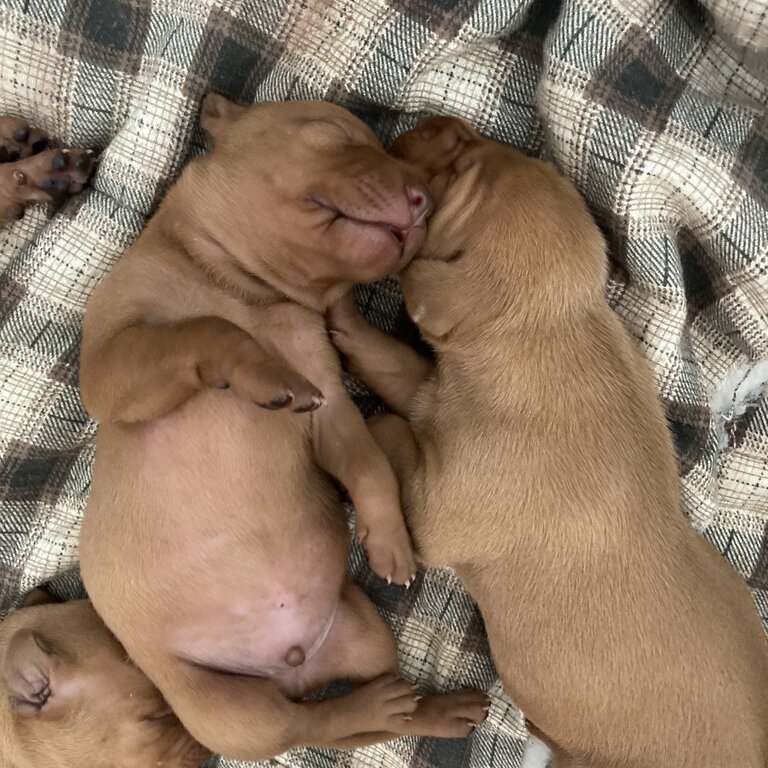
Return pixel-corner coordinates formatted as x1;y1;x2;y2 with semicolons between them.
167;166;346;312
158;181;284;307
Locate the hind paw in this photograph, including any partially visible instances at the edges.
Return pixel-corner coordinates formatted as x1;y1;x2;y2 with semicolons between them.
0;147;95;221
0;116;49;162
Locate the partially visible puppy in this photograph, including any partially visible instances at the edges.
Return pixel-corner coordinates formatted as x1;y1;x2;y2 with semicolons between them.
329;116;768;768
79;96;489;761
0;589;210;768
0;116;94;224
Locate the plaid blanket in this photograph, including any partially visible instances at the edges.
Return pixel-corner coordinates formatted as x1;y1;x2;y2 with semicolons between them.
1;0;767;766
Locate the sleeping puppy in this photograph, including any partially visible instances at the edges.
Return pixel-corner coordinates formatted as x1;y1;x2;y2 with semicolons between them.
0;589;210;768
0;116;94;223
78;96;489;761
328;116;768;768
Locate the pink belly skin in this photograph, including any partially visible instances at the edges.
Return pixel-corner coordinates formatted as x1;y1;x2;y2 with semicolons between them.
169;581;340;695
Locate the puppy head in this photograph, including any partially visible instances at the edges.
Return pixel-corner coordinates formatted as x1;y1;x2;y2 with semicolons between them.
391;116;607;343
0;593;210;768
195;94;432;308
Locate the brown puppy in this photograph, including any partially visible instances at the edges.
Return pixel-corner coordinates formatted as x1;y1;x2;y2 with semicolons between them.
0;116;94;223
0;589;210;768
78;96;489;760
328;116;768;768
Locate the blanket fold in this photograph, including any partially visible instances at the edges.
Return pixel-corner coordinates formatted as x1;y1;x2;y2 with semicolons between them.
0;1;766;766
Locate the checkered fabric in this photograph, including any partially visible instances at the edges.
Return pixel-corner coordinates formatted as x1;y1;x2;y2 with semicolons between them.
0;0;766;766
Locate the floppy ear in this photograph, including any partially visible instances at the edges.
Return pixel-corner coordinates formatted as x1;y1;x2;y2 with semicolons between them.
401;259;463;340
22;588;56;608
200;93;247;147
3;630;66;720
418;114;480;143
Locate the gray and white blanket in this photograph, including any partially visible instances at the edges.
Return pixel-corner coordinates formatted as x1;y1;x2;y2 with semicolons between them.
0;0;766;766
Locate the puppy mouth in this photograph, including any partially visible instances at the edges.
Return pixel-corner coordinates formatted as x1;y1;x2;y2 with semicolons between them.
307;195;413;249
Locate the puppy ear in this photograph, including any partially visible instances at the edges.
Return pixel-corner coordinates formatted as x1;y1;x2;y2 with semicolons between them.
22;588;56;608
200;93;247;146
418;115;480;143
3;630;65;720
401;259;462;339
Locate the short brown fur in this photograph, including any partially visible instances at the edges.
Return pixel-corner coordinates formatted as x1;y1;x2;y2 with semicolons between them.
329;116;768;768
79;97;488;760
0;591;210;768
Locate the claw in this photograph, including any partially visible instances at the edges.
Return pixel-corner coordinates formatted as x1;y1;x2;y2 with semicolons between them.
386;575;392;585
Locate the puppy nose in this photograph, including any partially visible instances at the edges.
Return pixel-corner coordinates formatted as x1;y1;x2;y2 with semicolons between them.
407;184;432;223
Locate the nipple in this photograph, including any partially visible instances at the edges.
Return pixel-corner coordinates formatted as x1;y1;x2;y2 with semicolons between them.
284;646;305;667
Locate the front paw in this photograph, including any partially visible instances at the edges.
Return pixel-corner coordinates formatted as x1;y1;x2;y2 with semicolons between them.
357;517;417;587
224;347;325;414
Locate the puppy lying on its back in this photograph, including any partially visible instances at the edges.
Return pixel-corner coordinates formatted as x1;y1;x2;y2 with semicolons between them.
0;589;210;768
79;96;489;761
329;116;768;768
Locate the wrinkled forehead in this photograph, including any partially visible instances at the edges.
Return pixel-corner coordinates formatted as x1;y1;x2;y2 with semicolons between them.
248;100;382;145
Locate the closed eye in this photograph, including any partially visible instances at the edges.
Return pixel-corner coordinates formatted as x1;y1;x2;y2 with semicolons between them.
301;119;357;147
142;706;176;723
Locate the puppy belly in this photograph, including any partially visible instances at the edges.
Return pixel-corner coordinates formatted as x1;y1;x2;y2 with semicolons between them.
170;588;339;685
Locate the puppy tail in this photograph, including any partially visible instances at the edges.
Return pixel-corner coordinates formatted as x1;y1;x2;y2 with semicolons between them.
521;734;553;768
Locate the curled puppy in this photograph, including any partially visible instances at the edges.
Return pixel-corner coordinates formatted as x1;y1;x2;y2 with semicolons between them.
0;116;94;223
328;116;768;768
0;589;210;768
79;96;489;760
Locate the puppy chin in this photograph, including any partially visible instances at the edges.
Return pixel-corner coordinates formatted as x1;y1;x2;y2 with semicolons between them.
398;225;426;268
341;222;422;280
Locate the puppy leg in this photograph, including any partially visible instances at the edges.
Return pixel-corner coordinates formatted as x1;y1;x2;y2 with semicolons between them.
0;116;48;161
160;662;420;761
308;581;399;682
80;317;324;423
365;413;437;565
327;291;433;416
312;386;416;585
0;148;94;222
366;414;419;492
321;686;491;750
311;581;490;747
